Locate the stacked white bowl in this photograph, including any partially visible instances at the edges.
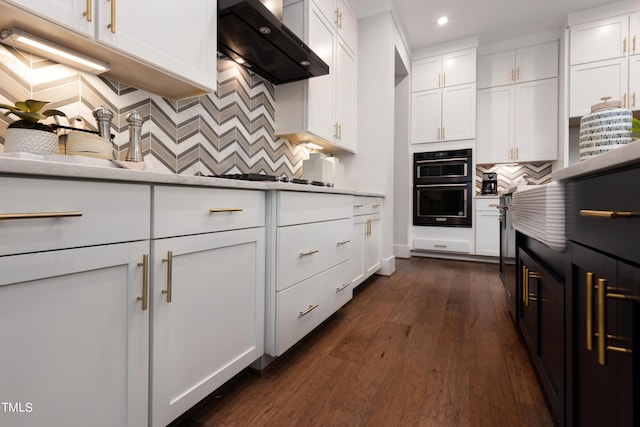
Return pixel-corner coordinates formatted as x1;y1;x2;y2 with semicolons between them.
65;131;113;159
579;97;632;161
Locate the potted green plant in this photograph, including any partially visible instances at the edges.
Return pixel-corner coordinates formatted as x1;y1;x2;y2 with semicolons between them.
631;117;640;140
1;99;66;154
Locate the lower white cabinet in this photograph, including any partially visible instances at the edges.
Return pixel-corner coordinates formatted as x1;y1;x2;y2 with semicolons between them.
150;187;265;427
352;197;382;288
0;241;150;427
265;191;353;358
475;197;500;257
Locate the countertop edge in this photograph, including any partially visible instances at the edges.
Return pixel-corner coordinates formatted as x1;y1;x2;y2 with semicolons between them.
552;140;640;181
0;156;385;197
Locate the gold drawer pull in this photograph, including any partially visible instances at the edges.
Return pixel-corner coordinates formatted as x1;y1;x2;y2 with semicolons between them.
137;254;149;311
586;272;594;351
300;249;319;257
372;204;381;208
580;209;639;219
337;240;351;246
336;283;350;292
434;244;447;248
210;208;243;213
299;304;319;317
162;251;173;303
487;204;498;207
354;204;364;208
0;211;83;220
107;0;116;33
83;0;92;21
523;266;529;306
597;278;607;365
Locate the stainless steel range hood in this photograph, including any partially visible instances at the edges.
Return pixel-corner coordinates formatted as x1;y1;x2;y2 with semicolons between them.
218;0;329;85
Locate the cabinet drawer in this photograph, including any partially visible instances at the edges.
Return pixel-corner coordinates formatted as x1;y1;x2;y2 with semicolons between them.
353;196;382;215
277;192;352;226
567;168;640;264
153;186;265;238
275;259;352;355
476;197;500;211
277;217;352;290
0;177;150;256
413;238;472;254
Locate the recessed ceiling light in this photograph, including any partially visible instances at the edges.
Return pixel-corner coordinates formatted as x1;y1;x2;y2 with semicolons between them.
437;16;448;25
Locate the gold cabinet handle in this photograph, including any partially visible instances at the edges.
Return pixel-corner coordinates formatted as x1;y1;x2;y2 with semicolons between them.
442;127;445;140
633;35;637;54
443;72;446;87
162;251;173;303
107;0;116;33
515;147;519;160
434;244;447;248
580;209;640;219
623;93;627;108
334;122;339;139
137;254;149;311
353;204;364;208
438;72;442;88
0;211;83;220
299;249;319;257
516;67;520;81
487;204;499;207
527;270;541;301
586;272;594;351
372;204;381;208
633;92;636;108
511;68;515;82
623;37;627;54
209;208;243;213
337;239;351;246
523;266;529;306
597;278;607;365
336;283;350;292
337;123;342;140
83;0;92;21
299;304;319;317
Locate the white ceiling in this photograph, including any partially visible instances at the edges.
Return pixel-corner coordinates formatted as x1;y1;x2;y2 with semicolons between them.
350;0;619;51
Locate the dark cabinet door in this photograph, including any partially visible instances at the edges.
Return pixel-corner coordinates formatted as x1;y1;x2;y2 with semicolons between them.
571;243;636;427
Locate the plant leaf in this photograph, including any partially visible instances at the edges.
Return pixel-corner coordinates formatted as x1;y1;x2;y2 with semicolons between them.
24;99;49;113
42;109;67;118
14;101;29;112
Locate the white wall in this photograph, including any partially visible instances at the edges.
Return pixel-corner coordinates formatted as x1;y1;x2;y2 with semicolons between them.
339;10;410;275
393;51;411;259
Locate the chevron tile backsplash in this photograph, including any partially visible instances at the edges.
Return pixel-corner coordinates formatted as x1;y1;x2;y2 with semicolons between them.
0;45;307;177
475;162;553;193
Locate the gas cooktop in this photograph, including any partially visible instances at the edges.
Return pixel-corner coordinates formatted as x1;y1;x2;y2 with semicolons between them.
209;173;333;187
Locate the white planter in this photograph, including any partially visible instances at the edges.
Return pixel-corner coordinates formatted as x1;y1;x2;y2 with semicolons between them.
4;128;59;154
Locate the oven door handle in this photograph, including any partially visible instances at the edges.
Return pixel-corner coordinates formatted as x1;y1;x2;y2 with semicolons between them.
416;183;469;188
416;157;468;164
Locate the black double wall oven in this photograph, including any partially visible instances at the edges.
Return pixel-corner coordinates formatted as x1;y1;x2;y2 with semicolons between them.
413;149;473;227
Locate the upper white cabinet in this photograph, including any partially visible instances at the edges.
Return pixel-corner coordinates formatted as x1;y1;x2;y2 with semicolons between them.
412;48;477;91
277;0;358;154
477;41;558;88
411;47;476;144
477;40;559;164
569;11;640;116
477;78;558;164
0;0;216;98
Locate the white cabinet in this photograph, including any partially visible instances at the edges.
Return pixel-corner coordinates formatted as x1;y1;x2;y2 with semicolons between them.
477;41;558;88
411;47;476;144
412;48;477;91
477;77;558;163
352;197;382;288
277;0;357;154
266;191;353;357
475;197;500;256
0;176;150;427
0;0;216;97
150;186;265;427
411;83;476;143
569;11;640;116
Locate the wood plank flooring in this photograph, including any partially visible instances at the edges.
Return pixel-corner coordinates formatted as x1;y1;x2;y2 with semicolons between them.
171;257;554;427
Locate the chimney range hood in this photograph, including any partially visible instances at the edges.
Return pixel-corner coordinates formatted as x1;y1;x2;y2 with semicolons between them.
217;0;329;85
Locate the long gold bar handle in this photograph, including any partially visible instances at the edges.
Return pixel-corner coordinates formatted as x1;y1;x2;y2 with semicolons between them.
633;92;636;108
597;278;606;366
438;73;442;88
372;204;381;208
586;272;594;351
337;239;351;246
299;304;319;317
528;270;541;301
515;147;519;160
83;0;92;21
623;37;627;54
336;283;350;292
633;35;637;54
300;249;319;257
511;69;515;82
162;251;173;303
337;123;342;140
107;0;116;33
623;93;627;109
354;204;364;208
443;72;446;87
209;208;243;213
442;127;445;140
523;266;529;306
137;254;149;311
580;209;640;219
516;67;520;81
0;211;83;220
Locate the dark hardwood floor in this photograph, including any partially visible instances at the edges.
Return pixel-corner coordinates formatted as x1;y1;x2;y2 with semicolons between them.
171;257;554;427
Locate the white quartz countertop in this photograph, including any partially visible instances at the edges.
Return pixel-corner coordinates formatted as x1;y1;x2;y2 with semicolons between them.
0;155;385;197
553;140;640;181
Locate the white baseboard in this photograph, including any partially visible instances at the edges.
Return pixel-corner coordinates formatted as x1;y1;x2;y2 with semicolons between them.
411;251;499;264
393;244;411;259
378;256;396;276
